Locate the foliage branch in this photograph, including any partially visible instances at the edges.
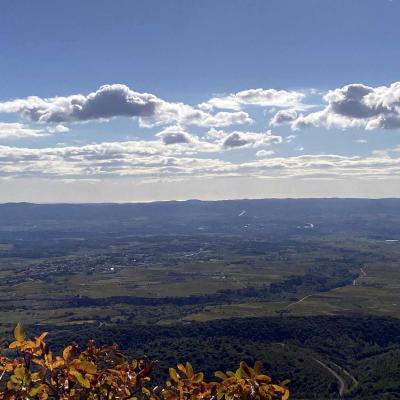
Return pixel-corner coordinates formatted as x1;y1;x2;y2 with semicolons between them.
0;324;289;400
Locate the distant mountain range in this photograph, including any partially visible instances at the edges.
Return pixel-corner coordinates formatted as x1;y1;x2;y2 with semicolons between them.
1;198;400;240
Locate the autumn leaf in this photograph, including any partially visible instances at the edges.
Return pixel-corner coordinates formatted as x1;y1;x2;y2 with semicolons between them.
169;368;179;382
14;323;26;342
1;325;290;400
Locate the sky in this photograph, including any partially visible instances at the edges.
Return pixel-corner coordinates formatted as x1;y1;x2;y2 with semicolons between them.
1;0;400;202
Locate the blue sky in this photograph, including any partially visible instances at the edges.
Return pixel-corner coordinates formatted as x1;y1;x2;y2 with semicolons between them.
1;0;400;202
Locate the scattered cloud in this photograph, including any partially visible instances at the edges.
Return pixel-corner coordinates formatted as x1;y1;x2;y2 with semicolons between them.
4;82;400;134
270;109;298;126
0;122;47;139
0;141;235;178
199;88;305;111
0;142;399;180
143;100;253;128
285;134;297;143
2;82;400;185
223;133;252;148
256;149;275;158
47;124;70;133
274;82;400;130
219;129;282;149
0;84;158;123
0;84;253;129
156;126;194;145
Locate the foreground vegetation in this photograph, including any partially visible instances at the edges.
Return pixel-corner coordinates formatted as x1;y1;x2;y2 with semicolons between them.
33;315;400;399
0;324;289;400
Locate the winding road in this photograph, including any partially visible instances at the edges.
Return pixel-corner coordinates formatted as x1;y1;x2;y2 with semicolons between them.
313;358;358;398
313;358;346;398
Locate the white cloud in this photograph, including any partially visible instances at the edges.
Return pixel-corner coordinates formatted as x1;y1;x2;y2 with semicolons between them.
0;141;234;178
0;142;400;179
208;128;282;149
1;141;400;181
291;109;364;130
142;100;253;128
7;82;400;133
47;124;70;133
235;154;400;179
286;82;400;130
0;122;47;139
270;109;298;126
0;84;158;123
0;84;253;129
200;88;305;111
156;126;194;145
3;82;400;185
285;134;297;143
256;149;275;158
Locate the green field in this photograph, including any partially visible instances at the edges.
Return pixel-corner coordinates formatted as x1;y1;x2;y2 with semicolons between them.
1;235;400;332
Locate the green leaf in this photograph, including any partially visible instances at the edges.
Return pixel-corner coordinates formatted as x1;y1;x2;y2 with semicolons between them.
214;371;227;380
74;360;97;374
13;366;26;380
70;369;91;389
29;386;42;397
235;368;242;379
186;362;194;378
10;375;22;384
217;392;225;400
142;387;151;396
